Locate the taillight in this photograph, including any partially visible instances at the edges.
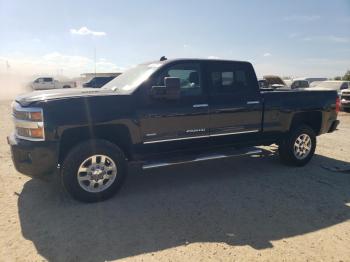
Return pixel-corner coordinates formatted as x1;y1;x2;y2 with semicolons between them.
336;97;340;113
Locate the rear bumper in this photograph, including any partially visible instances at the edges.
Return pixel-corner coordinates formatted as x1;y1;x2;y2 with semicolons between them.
7;132;58;178
328;120;340;133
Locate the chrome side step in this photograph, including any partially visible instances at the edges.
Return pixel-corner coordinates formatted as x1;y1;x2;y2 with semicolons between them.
142;147;262;170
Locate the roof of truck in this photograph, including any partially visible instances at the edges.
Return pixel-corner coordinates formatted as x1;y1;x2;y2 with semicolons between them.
141;58;251;65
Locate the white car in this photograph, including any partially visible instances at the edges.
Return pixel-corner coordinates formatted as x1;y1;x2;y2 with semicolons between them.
311;81;350;96
31;77;77;90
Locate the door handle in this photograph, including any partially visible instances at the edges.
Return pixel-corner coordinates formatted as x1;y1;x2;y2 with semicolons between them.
193;104;208;108
247;101;260;105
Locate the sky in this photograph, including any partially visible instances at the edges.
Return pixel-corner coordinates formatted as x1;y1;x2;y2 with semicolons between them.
0;0;349;78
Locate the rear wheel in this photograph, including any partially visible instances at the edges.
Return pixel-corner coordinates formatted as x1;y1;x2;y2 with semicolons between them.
278;125;316;166
61;139;127;202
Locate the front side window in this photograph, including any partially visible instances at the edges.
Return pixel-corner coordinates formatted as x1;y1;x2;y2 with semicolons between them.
155;63;202;96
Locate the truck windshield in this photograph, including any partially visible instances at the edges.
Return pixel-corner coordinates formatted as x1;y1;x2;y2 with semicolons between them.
102;64;159;94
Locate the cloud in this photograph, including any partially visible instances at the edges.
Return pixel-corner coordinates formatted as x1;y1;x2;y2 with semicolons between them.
0;52;120;77
263;53;271;57
326;35;350;43
301;35;350;43
70;26;106;36
208;56;220;59
284;15;320;22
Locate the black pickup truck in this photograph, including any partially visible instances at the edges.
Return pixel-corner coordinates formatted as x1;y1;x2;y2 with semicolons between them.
8;58;340;202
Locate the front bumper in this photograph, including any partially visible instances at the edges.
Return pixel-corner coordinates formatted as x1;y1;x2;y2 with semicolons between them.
7;132;58;177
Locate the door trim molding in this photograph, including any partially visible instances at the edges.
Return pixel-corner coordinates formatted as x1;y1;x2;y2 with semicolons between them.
143;129;259;144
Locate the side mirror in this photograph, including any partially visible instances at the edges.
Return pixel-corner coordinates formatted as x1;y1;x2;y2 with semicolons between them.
151;77;181;100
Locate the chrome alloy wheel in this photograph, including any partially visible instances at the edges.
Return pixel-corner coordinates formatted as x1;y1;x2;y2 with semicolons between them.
77;155;117;193
293;134;312;160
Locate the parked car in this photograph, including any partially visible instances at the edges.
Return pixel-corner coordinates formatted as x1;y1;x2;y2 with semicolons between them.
83;76;116;88
31;77;77;90
8;58;340;202
258;78;269;89
310;81;324;88
340;89;350;112
263;75;287;89
311;81;350;96
291;80;310;89
293;77;327;84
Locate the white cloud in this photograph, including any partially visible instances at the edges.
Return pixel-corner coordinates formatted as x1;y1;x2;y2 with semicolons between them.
263;53;271;57
70;26;106;36
326;35;350;43
284;15;320;22
301;35;350;43
0;52;121;77
208;56;220;59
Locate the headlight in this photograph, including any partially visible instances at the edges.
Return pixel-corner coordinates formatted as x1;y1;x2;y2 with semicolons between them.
12;102;45;141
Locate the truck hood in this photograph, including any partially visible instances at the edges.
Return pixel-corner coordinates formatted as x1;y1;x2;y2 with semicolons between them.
15;88;117;106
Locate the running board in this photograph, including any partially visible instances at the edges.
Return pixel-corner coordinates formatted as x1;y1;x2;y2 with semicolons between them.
142;147;262;170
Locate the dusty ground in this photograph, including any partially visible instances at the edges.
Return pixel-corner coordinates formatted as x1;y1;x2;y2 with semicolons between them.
0;99;350;262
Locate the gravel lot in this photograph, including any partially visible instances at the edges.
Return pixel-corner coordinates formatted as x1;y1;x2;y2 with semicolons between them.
1;99;350;262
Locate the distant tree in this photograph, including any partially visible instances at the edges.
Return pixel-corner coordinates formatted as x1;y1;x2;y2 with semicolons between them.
343;70;350;81
334;76;342;80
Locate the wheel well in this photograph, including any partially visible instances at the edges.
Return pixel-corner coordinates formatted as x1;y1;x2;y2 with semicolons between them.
290;111;322;135
58;124;132;163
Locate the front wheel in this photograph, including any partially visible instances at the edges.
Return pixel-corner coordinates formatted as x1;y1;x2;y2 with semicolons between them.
278;125;316;166
61;139;127;202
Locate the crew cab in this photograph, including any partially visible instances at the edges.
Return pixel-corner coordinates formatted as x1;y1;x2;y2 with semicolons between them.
30;77;77;90
8;58;340;202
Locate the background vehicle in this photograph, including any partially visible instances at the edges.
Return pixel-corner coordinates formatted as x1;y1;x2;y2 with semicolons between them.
82;76;116;88
258;78;269;89
291;80;310;89
263;75;287;89
9;58;339;202
311;81;350;96
31;77;77;90
340;89;350;112
293;77;327;84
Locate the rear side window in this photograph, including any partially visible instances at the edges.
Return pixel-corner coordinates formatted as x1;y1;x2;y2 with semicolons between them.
208;62;255;94
43;77;53;82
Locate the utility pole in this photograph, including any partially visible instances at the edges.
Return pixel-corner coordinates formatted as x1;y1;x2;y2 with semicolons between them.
94;47;97;77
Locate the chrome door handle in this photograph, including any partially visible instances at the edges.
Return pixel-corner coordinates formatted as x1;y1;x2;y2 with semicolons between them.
193;104;208;108
247;101;260;105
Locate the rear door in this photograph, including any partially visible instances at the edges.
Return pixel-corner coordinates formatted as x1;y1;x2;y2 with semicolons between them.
206;61;263;138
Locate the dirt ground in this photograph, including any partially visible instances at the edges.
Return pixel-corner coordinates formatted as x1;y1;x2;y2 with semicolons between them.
0;99;350;262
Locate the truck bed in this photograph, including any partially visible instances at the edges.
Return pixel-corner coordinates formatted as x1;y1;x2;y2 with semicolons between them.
261;89;338;135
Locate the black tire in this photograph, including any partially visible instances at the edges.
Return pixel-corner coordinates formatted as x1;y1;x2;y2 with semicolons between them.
61;139;127;202
62;85;71;88
278;125;316;167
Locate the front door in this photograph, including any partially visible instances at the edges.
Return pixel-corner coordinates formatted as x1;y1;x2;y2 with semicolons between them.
138;62;209;151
